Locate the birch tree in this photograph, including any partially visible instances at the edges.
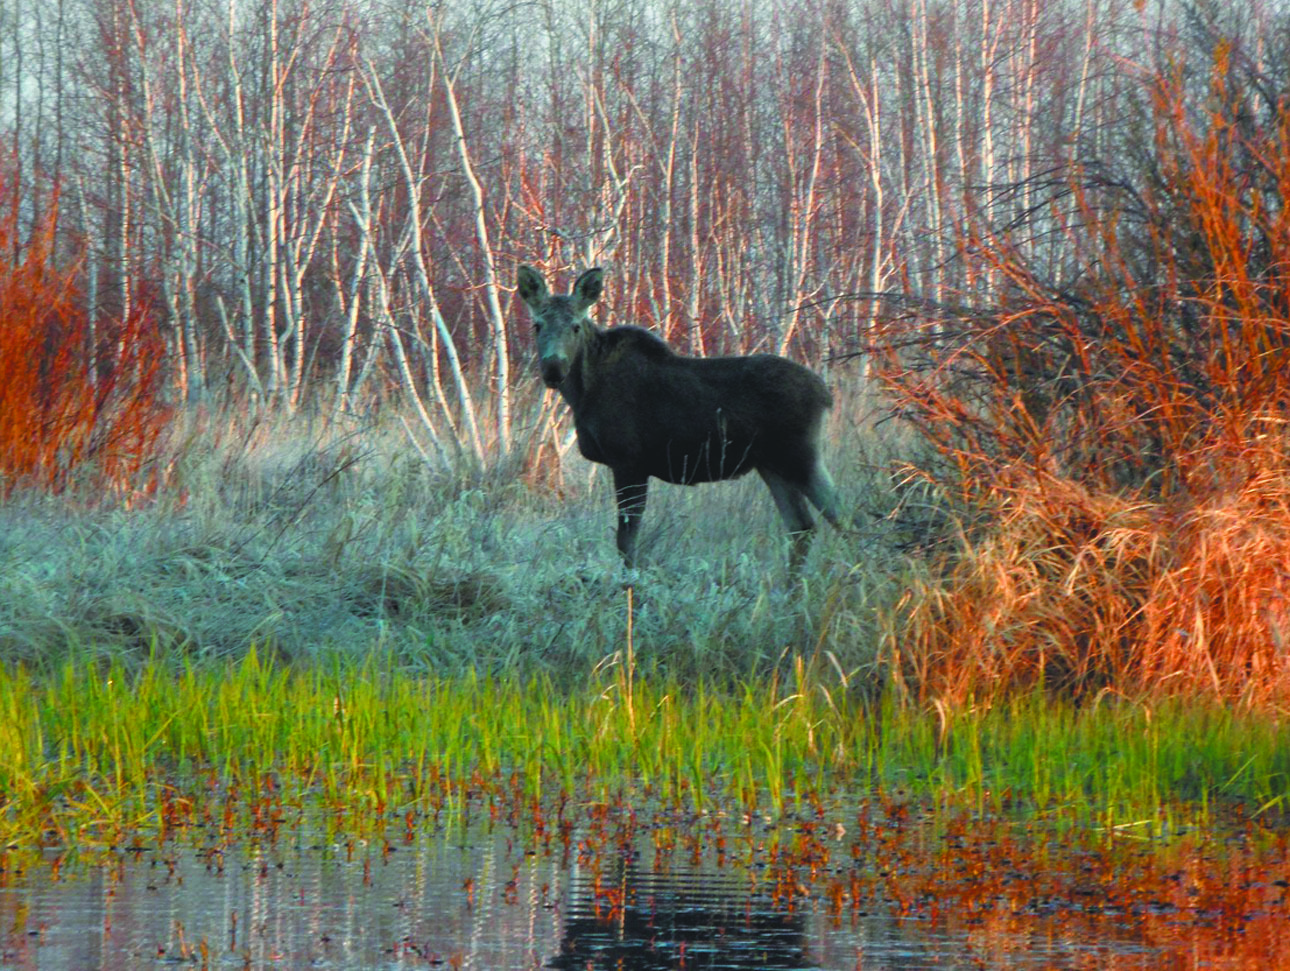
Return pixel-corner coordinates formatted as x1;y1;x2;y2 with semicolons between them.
360;57;485;462
265;9;359;410
125;0;206;399
429;8;512;453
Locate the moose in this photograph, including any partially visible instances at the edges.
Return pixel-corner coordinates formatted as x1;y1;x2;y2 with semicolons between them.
517;264;842;570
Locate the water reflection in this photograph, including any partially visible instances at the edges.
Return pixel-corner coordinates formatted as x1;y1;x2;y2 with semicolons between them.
548;862;813;970
0;813;1275;970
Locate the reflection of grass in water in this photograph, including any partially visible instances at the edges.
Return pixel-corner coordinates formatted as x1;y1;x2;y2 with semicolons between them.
3;649;1288;857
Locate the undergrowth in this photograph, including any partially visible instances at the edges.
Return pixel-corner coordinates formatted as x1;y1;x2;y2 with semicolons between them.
876;54;1290;709
2;649;1286;858
0;177;167;499
0;386;902;685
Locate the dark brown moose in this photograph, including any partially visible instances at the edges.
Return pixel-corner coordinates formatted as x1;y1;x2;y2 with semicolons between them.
517;264;841;570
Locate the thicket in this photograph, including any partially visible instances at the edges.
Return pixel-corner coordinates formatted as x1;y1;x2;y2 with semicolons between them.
879;47;1290;708
0;179;167;498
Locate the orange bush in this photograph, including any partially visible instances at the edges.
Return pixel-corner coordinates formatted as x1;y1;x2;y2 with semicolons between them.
0;180;168;498
889;442;1290;707
878;57;1290;707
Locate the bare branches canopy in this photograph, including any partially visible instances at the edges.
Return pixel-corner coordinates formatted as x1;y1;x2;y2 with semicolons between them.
1;0;1282;453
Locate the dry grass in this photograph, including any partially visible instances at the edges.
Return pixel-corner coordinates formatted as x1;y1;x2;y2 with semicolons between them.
0;381;904;684
889;440;1290;708
875;60;1290;712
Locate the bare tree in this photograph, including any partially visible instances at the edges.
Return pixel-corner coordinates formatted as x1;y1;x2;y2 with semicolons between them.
0;0;1258;464
429;6;512;453
360;55;485;462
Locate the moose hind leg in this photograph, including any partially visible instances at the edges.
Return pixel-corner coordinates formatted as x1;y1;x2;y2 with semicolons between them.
759;468;815;572
807;459;843;529
612;469;649;567
759;469;815;531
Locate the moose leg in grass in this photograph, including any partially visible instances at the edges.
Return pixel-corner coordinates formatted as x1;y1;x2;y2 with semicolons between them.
517;264;841;572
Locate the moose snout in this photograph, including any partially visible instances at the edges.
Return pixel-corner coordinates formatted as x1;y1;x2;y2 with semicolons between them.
540;356;567;388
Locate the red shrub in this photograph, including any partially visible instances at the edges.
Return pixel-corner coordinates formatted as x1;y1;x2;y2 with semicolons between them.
877;58;1290;707
0;182;168;499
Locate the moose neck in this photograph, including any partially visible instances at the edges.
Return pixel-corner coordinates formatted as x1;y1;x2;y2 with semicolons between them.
557;324;607;409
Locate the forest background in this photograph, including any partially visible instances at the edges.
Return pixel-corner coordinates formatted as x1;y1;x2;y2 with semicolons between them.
2;0;1290;710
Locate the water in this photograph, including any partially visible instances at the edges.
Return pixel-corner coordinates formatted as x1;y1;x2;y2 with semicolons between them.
0;811;1280;970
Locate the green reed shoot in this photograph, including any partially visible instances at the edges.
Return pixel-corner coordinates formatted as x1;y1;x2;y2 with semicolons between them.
2;651;1288;855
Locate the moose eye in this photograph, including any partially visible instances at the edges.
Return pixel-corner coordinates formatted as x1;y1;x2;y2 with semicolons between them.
533;322;543;334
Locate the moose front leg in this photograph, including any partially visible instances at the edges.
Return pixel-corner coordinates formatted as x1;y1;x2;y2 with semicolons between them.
611;469;649;568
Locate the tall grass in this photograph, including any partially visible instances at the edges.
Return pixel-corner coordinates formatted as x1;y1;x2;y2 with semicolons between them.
0;383;900;684
876;57;1290;708
3;650;1287;857
0;376;1284;855
886;451;1290;707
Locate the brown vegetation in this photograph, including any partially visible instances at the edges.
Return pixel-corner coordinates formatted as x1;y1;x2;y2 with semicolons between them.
879;54;1290;707
0;176;167;499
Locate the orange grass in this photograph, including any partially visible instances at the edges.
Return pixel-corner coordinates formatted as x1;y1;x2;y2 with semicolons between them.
0;176;168;498
889;444;1290;706
878;57;1290;707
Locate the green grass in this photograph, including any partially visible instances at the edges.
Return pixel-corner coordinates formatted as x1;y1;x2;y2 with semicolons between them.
3;649;1288;858
877;692;1290;830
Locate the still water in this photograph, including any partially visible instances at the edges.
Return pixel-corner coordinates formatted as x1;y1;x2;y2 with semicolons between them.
0;806;1281;970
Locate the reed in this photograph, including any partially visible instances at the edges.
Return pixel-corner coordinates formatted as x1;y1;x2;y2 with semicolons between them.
3;650;1287;857
876;58;1290;708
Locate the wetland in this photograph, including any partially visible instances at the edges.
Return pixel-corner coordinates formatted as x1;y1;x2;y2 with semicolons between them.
2;405;1289;970
1;654;1288;969
4;774;1287;970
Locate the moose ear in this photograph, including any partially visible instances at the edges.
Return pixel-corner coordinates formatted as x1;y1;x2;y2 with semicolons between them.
572;267;605;309
516;265;548;306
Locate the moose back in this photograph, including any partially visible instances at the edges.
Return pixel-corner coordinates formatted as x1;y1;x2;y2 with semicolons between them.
517;265;841;569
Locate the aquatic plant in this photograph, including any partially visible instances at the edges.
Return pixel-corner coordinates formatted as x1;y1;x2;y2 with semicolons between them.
2;650;1288;859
